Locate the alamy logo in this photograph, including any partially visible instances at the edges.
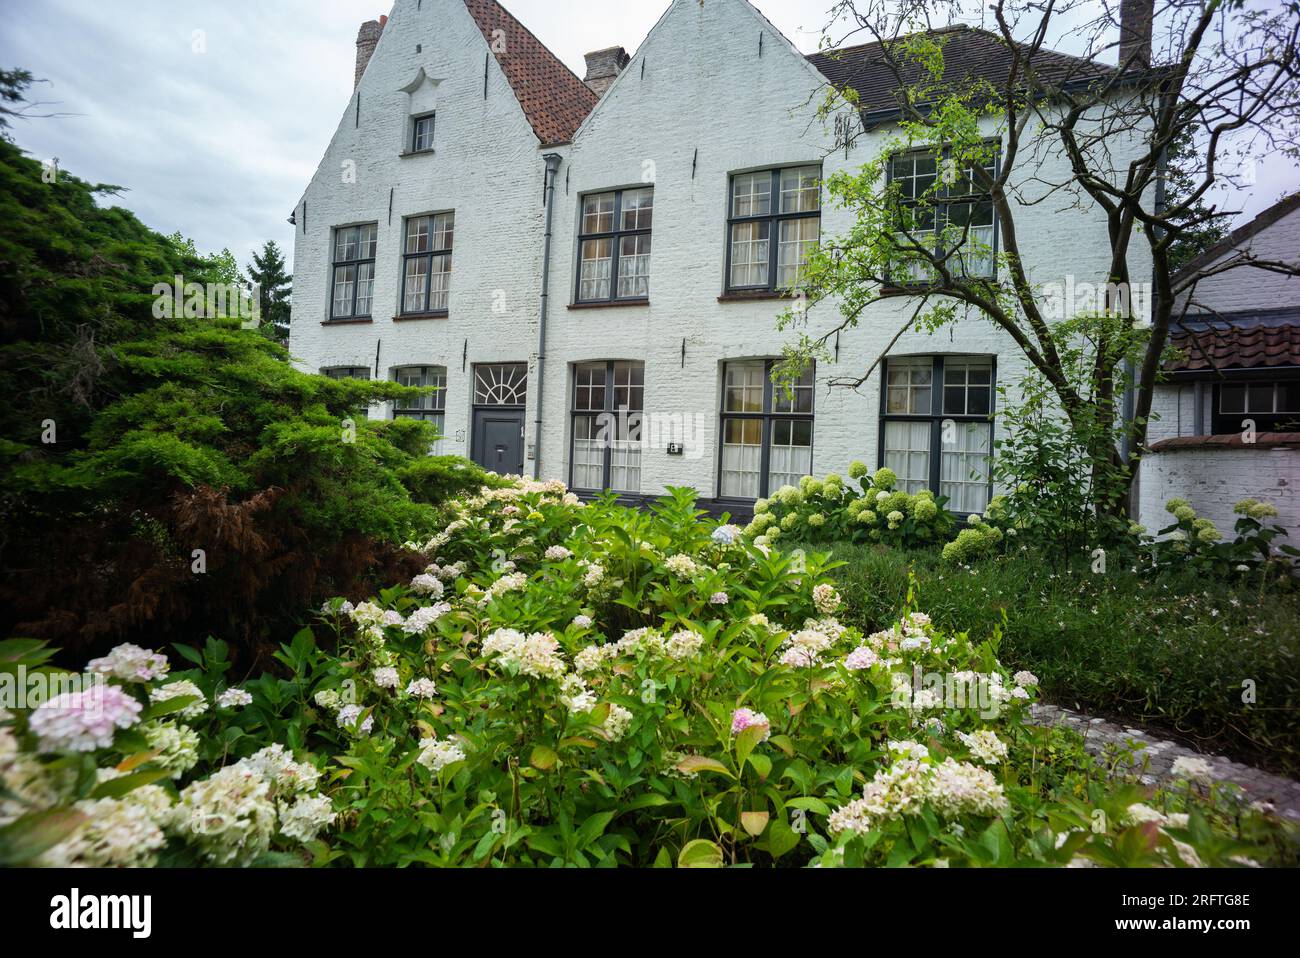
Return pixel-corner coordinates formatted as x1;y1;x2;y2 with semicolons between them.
49;888;152;939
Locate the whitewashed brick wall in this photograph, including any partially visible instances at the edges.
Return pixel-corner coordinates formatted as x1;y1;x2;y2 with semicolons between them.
1137;446;1299;539
291;0;1155;509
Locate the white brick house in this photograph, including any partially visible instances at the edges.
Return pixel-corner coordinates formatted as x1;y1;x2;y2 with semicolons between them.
289;0;1293;530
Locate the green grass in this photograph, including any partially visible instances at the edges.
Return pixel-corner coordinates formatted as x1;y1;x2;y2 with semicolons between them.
807;540;1300;776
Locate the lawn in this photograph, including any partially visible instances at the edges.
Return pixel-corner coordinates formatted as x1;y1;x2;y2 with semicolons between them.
811;540;1300;775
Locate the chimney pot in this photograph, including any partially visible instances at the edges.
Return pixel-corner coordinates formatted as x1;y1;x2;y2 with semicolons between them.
583;46;630;97
355;16;388;90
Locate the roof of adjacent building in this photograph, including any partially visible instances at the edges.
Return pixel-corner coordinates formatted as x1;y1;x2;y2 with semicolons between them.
463;0;598;146
806;24;1112;116
1166;315;1300;373
1172;192;1300;285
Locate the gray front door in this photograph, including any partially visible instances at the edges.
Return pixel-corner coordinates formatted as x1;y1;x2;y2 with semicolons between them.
472;409;524;475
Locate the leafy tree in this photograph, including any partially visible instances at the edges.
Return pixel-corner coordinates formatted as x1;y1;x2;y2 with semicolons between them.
0;135;488;663
782;0;1300;520
245;240;292;345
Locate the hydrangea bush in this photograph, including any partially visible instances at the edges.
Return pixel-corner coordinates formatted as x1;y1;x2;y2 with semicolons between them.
1148;497;1297;581
1;481;1291;867
745;464;955;549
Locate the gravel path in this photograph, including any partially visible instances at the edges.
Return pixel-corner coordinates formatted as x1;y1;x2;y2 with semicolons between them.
1027;702;1300;820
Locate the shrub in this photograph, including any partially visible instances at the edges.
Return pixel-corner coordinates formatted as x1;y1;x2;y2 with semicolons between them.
3;482;1292;868
0;138;473;662
1147;497;1297;583
746;464;955;548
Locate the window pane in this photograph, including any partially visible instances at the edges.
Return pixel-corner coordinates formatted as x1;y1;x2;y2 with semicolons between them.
721;418;762;498
475;364;528;406
886;358;932;414
731;173;772;218
724;361;765;412
940;422;991;513
1247;383;1274;413
572;415;604;490
943;359;993;415
573;362;607;412
779;166;820;213
582;192;615;234
332;265;356;317
429;253;451;311
621;188;653;231
413;115;435;152
359;224;378;260
769;417;813;491
613;361;644;413
883;420;931;494
729;221;769;288
1280;382;1300;413
403;258;428;312
617;234;651;298
777;216;819;289
334;227;358;263
772;364;814;413
406;216;431;254
579;238;613;300
354;261;375;316
432;212;454;252
1220;384;1246;414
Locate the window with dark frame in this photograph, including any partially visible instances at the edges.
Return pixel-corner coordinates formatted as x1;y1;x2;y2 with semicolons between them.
321;366;371;380
718;359;814;499
570;360;645;493
725;166;820;293
887;146;998;285
411;113;435;153
576;188;653;303
393;365;447;453
1214;378;1300;433
329;224;377;320
401;212;454;316
880;355;995;514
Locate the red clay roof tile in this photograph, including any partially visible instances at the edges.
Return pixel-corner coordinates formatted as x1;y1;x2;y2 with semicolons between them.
462;0;598;146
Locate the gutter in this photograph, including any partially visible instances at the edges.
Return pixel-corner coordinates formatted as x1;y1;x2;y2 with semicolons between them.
533;152;563;480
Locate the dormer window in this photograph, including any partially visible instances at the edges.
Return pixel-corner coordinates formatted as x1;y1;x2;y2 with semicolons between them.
412;113;435;153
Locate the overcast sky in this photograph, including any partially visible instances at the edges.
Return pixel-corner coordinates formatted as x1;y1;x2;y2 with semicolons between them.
1;0;1295;272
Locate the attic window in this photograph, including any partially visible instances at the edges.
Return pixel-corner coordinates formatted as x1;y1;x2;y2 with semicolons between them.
412;113;435;153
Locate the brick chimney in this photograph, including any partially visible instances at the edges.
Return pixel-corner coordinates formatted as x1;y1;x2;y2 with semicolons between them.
355;15;388;89
583;46;630;97
1118;0;1153;69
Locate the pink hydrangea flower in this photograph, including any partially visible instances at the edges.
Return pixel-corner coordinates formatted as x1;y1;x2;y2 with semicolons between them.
730;708;771;741
28;684;143;752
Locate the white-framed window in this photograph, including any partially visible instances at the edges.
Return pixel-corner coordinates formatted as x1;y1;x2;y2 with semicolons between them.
881;355;995;513
570;360;645;492
719;359;814;499
402;212;453;315
726;166;821;292
393;365;447;453
330;224;378;319
577;188;653;302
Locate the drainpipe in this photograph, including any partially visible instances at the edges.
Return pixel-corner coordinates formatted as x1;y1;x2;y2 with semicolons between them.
533;152;563;480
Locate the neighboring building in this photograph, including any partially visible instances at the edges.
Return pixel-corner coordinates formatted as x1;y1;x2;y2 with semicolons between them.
293;0;1239;525
1138;194;1300;537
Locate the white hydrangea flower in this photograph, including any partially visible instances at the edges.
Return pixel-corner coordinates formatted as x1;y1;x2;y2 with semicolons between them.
278;793;336;843
417;736;466;773
150;680;209;720
143;720;200;778
372;667;400;690
405;678;438;699
175;765;277;866
86;643;170;683
957;729;1008;765
410;573;445;598
335;704;373;736
216;687;253;709
664;629;704;661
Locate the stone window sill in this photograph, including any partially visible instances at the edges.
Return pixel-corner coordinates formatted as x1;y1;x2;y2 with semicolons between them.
393;311;449;322
718;290;794;303
321;317;374;326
